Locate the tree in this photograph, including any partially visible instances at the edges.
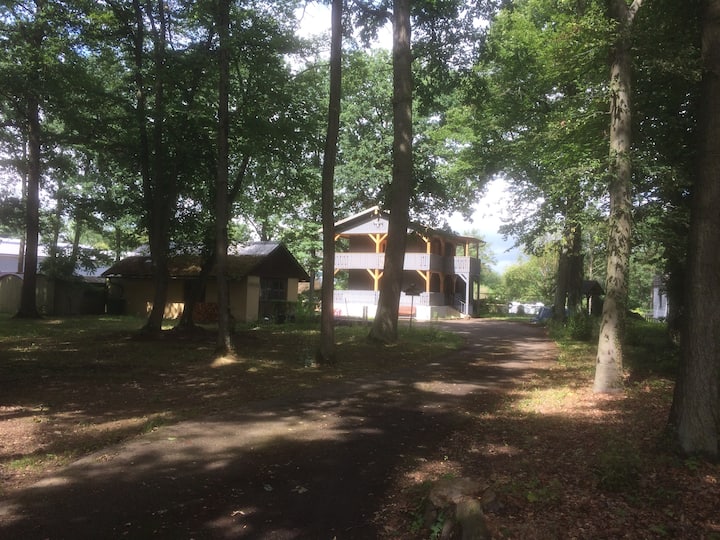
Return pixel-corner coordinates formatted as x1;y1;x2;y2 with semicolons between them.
0;0;48;318
0;0;98;317
670;0;720;457
593;0;644;394
214;0;234;356
318;0;343;365
368;0;412;344
465;0;613;328
631;0;700;335
134;0;177;333
503;252;555;305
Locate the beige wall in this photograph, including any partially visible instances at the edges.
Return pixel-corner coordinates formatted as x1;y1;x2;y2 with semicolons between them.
286;278;299;302
234;276;260;322
116;276;262;323
119;279;185;318
0;275;21;313
0;274;53;314
202;276;257;322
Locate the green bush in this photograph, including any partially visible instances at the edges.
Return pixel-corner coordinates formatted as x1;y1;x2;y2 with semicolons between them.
547;313;596;342
567;313;594;341
624;320;679;378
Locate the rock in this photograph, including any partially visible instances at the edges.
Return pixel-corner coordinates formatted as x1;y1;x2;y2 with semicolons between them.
429;477;483;507
481;488;502;513
456;498;490;540
425;477;492;540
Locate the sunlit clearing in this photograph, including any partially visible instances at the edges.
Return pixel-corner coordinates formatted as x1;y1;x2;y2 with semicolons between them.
211;354;242;367
413;380;485;396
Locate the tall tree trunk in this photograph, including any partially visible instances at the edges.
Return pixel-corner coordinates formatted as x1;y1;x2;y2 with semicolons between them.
368;0;412;344
214;0;234;356
317;0;342;365
178;250;215;330
567;223;583;315
50;175;64;263
670;0;720;457
142;0;175;334
593;0;642;393
553;238;570;322
69;218;82;271
16;0;45;317
17;93;42;318
17;132;29;274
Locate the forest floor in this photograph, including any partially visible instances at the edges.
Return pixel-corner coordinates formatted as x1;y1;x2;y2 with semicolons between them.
0;315;718;539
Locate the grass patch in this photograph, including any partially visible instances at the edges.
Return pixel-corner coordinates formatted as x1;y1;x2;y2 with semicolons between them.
8;451;75;472
593;438;643;493
549;317;679;383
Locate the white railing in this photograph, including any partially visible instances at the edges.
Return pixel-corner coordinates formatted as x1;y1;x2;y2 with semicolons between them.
334;290;448;307
335;252;384;270
335;252;476;274
334;290;379;305
447;256;481;275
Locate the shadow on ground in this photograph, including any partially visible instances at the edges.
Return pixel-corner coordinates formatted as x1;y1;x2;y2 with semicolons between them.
0;319;557;539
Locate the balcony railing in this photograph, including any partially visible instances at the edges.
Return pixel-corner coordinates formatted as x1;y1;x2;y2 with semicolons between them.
334;289;446;307
335;252;479;275
449;256;481;275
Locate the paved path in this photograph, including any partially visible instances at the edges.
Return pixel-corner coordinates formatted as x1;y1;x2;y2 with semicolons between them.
0;319;556;539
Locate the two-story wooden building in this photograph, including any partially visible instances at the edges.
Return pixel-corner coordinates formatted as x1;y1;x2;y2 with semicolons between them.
333;207;482;320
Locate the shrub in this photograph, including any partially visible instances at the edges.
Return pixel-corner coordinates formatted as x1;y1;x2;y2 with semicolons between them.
567;313;594;341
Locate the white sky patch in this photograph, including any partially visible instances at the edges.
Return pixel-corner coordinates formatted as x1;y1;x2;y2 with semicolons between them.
448;177;522;274
296;2;392;49
295;2;331;39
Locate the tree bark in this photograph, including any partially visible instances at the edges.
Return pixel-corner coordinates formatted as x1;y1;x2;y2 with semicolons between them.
317;0;343;364
368;0;412;344
214;0;234;356
141;0;176;334
17;93;42;318
567;223;583;315
17;142;27;274
670;0;720;457
553;239;570;322
593;0;642;393
177;250;215;330
16;2;44;318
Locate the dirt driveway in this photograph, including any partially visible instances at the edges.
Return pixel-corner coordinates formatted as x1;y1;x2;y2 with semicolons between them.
0;319;556;539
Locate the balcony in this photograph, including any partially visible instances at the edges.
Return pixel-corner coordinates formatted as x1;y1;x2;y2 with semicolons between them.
448;256;481;275
334;289;445;307
335;252;480;275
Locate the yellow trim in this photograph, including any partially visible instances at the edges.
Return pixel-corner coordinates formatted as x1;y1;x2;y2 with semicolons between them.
366;268;383;291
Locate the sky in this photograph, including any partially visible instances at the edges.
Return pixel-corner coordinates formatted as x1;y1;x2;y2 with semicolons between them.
296;4;522;273
447;178;522;273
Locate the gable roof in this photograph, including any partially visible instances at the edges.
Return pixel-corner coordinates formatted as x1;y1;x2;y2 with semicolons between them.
102;242;309;281
335;206;484;245
582;280;604;296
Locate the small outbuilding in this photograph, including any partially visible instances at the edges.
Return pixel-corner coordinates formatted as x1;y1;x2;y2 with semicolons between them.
102;242;309;323
582;280;604;316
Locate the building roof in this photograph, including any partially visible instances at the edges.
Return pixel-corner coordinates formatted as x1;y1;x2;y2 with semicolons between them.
582;280;604;296
102;242;309;281
334;206;484;245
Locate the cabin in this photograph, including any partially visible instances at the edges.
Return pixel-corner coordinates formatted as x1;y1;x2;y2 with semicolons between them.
333;207;483;321
102;242;309;323
582;279;604;316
